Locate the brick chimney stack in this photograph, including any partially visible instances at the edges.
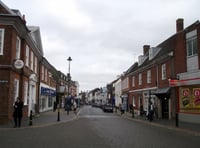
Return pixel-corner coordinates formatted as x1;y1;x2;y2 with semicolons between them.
176;18;184;33
143;45;150;55
22;14;26;24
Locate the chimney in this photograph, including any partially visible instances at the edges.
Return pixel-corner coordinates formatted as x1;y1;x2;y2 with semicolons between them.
176;18;184;33
22;14;26;24
143;45;150;55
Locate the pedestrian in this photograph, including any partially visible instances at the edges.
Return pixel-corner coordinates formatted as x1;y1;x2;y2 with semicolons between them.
65;97;71;115
149;102;154;121
140;104;143;116
120;103;125;115
13;97;23;128
73;101;77;115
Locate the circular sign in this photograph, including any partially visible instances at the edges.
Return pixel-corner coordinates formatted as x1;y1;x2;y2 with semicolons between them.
14;59;24;69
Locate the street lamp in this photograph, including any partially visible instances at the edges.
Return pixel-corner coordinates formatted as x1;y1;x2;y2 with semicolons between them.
67;56;72;96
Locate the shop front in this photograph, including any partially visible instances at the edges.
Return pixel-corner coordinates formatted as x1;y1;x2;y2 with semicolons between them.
154;87;171;119
179;85;200;123
40;85;56;112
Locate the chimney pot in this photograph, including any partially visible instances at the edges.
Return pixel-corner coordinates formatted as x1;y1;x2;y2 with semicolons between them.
176;18;184;33
143;45;150;55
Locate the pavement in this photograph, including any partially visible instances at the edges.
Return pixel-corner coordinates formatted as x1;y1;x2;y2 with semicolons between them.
0;106;200;136
0;109;78;129
119;111;200;136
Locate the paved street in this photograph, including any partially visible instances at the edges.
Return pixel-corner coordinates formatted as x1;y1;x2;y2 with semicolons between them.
0;106;200;148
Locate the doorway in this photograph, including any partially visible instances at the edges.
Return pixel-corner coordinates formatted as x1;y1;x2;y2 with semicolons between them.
161;98;169;119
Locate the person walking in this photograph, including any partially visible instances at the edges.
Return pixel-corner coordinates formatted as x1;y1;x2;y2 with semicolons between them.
13;97;23;128
149;102;154;122
73;101;77;115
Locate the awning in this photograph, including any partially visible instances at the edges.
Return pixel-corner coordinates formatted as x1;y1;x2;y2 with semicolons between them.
153;87;170;95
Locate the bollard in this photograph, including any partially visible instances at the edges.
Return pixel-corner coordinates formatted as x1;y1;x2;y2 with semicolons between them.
57;108;60;122
175;113;179;127
29;110;33;126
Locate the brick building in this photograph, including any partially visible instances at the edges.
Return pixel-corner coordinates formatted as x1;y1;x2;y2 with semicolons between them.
120;19;200;123
0;2;43;124
0;2;78;124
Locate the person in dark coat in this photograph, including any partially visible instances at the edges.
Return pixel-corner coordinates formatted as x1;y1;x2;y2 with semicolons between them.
13;97;23;128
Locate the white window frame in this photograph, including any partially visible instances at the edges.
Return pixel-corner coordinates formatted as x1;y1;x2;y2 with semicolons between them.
132;76;135;87
147;70;151;84
0;28;5;55
25;45;29;67
30;51;34;70
41;65;44;80
186;30;198;57
45;68;48;82
16;36;21;59
162;64;166;80
34;56;37;73
139;73;142;85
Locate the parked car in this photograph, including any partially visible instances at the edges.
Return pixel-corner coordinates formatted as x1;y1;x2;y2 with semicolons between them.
103;104;113;112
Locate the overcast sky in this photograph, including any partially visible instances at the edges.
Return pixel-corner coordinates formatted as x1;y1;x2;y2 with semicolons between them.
2;0;200;91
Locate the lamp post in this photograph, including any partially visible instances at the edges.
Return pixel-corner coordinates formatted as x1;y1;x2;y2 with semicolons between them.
67;56;72;96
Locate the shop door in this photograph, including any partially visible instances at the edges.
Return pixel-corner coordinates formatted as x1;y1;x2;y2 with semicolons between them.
162;98;169;119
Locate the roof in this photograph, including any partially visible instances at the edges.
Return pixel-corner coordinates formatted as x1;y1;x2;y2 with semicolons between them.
28;26;44;56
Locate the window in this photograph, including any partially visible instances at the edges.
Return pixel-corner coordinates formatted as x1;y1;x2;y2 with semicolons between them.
30;51;34;70
16;36;21;59
25;45;29;67
139;73;142;85
132;76;135;87
45;68;48;82
186;30;198;57
41;66;44;80
23;82;28;105
122;77;128;89
34;56;37;73
162;64;166;80
0;29;5;55
147;70;151;84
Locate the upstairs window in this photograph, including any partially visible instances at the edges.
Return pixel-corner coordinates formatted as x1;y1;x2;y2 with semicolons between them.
0;29;5;55
34;56;38;73
139;73;142;85
16;36;21;59
30;51;34;70
147;70;151;84
132;76;135;87
25;45;29;67
186;30;198;57
41;66;44;81
161;64;166;80
186;30;198;71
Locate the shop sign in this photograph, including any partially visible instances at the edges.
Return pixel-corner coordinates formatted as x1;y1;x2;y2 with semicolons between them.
41;87;56;96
